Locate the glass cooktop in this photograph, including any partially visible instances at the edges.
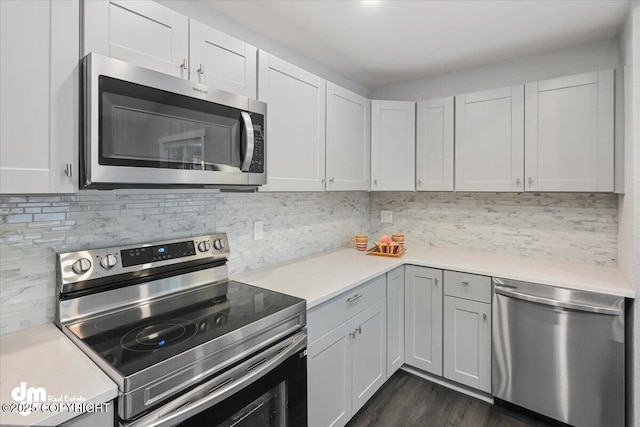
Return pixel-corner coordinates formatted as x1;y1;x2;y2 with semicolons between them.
66;281;304;377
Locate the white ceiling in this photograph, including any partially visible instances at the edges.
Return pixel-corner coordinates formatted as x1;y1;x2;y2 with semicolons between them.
201;0;630;89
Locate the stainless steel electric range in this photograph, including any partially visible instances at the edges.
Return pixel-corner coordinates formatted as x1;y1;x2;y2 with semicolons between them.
55;233;307;427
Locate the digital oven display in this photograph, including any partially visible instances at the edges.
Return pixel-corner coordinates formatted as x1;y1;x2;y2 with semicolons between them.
121;241;196;267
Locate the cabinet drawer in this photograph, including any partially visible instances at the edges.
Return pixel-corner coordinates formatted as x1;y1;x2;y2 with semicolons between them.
308;275;386;343
444;271;491;303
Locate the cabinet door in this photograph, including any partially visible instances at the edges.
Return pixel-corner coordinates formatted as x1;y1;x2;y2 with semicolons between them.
308;321;353;427
386;266;405;377
189;21;257;98
1;0;78;193
84;0;189;78
326;83;370;191
455;86;524;191
371;101;416;191
404;266;443;375
525;70;614;192
443;296;491;393
351;300;387;415
258;51;326;191
416;97;454;191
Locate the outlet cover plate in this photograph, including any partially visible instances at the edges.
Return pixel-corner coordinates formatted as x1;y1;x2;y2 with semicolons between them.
381;210;393;223
253;220;264;240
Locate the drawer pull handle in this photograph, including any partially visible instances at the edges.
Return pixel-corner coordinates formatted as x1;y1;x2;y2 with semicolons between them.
347;294;362;303
461;281;469;285
356;326;362;334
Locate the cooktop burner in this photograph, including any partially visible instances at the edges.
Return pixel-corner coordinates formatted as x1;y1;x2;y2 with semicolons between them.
66;280;302;376
120;320;199;352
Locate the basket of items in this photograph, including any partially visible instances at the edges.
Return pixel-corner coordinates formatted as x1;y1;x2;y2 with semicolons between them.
366;234;406;257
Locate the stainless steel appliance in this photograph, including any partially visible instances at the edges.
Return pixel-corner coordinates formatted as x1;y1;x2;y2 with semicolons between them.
493;278;625;427
82;53;266;190
56;233;306;426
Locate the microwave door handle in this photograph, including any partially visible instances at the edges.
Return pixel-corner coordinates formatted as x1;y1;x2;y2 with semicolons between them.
240;111;254;171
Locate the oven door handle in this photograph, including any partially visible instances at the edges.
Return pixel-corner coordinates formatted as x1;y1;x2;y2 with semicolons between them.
240;111;255;172
125;331;306;427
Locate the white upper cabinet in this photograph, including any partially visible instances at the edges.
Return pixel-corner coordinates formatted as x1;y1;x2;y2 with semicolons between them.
416;97;454;191
1;0;79;194
326;83;371;191
371;101;416;191
84;0;189;78
525;70;614;192
258;51;326;191
189;21;257;98
455;85;524;192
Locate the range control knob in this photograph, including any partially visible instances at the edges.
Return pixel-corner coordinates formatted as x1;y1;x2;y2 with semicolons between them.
100;254;117;270
72;258;92;274
213;239;225;251
198;241;211;253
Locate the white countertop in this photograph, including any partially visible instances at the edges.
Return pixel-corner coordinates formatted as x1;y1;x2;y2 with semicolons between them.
233;245;634;308
0;323;118;426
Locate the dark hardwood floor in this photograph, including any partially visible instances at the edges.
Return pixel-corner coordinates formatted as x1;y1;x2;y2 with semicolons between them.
347;370;549;427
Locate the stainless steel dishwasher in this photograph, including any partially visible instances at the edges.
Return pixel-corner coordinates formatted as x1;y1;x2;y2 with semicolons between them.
492;278;625;427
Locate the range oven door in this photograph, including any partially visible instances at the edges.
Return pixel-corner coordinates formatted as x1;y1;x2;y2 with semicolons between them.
83;53;266;189
124;331;306;427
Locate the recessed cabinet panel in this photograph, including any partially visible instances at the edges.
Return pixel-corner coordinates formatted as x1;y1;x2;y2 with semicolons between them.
258;51;326;191
525;70;614;192
416;97;454;191
1;0;78;193
455;86;524;191
443;296;491;393
351;300;387;414
189;21;257;98
308;321;352;427
326;83;370;191
84;0;189;78
404;266;443;376
371;100;416;191
386;267;405;377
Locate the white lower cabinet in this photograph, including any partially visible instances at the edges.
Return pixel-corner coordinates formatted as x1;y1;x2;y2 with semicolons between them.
404;266;443;375
307;278;387;427
443;271;492;393
386;266;405;377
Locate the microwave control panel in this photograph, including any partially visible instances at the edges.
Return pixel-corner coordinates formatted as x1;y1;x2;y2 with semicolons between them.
249;125;264;173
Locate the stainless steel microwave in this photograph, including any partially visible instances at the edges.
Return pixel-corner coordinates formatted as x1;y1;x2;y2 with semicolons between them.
82;53;266;190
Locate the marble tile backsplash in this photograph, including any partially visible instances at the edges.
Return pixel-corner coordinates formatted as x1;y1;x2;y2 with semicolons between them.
0;190;619;335
0;191;369;335
371;192;618;266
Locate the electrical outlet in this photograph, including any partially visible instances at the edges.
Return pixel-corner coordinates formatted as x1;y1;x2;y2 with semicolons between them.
380;210;393;223
253;220;264;240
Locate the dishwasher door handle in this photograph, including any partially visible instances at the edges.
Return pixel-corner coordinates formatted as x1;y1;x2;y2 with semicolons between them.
494;286;621;315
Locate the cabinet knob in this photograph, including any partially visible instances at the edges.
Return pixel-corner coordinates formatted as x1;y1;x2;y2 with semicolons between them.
434;278;438;285
373;179;378;186
197;64;205;75
349;331;356;339
180;58;187;70
356;326;362;335
329;177;334;184
528;177;533;186
516;177;521;187
417;179;422;187
483;313;487;320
